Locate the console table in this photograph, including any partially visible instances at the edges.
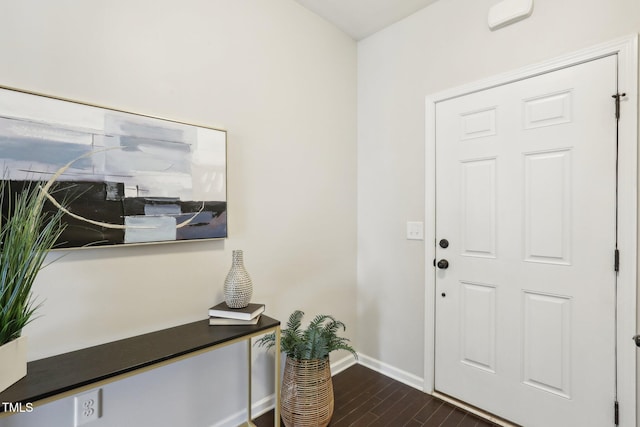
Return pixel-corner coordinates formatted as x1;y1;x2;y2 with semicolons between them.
0;316;281;427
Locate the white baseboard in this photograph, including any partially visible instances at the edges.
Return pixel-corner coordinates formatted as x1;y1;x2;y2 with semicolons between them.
357;354;425;391
210;409;242;427
211;394;275;427
211;355;357;427
330;354;358;375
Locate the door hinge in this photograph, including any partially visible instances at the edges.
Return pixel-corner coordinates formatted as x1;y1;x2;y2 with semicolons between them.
615;249;620;272
612;93;626;120
614;400;619;425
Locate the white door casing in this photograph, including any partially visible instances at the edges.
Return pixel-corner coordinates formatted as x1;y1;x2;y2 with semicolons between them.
437;55;615;427
424;35;637;427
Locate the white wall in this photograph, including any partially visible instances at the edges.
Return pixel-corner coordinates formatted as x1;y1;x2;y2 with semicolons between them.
0;1;357;426
357;0;639;379
2;0;638;424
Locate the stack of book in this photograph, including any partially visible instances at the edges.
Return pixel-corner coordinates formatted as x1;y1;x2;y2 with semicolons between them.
208;301;265;325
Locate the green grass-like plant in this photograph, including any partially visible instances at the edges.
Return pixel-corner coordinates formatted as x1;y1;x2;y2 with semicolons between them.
0;182;65;347
255;310;357;361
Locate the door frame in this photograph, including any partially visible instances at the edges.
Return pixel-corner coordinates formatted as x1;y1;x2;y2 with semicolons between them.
424;34;638;426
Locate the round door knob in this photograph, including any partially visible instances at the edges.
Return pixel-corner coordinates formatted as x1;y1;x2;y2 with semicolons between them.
437;259;449;269
439;239;449;249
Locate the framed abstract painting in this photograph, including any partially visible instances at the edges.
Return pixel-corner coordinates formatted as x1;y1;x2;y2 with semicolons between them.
0;86;227;248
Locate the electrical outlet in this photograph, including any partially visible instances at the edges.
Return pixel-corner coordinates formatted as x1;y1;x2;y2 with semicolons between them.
74;389;101;426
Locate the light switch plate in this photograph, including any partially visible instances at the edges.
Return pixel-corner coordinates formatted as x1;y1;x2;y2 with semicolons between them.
406;221;424;240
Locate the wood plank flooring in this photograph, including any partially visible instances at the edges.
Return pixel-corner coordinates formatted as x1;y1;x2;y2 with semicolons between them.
254;363;503;427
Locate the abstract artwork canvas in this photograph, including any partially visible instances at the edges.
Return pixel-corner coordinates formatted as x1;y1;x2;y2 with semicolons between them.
0;87;227;248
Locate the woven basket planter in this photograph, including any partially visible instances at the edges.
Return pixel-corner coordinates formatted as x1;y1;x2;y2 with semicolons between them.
281;356;334;427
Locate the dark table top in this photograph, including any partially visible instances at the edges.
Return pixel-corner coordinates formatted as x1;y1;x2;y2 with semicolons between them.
0;316;279;411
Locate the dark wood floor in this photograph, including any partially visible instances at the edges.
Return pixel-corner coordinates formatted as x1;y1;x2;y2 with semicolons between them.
254;363;503;427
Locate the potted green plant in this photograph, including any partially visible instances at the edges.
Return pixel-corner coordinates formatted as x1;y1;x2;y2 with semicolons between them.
0;181;65;392
256;310;357;427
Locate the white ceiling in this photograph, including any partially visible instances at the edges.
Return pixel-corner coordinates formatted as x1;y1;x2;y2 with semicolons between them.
294;0;440;40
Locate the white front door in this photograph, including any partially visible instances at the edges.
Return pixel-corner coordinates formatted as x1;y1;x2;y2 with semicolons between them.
434;55;618;427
